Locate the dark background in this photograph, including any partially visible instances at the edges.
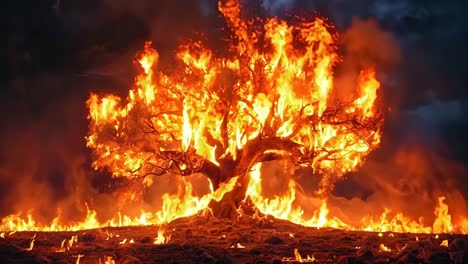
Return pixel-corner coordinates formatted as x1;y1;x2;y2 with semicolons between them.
1;0;467;218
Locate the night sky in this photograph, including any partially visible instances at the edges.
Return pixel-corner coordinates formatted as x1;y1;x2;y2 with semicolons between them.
1;0;467;216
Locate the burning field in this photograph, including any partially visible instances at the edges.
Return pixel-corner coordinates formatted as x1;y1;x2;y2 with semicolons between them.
1;215;467;263
1;0;467;263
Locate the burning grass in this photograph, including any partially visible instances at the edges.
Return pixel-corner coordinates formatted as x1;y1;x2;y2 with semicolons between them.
0;215;467;263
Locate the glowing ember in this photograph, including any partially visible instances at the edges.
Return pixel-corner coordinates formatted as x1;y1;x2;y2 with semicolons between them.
26;238;35;251
57;239;67;252
379;243;391;252
56;235;78;252
283;248;315;262
154;229;170;245
230;243;246;248
101;256;115;264
74;254;84;264
70;235;78;248
440;239;448;247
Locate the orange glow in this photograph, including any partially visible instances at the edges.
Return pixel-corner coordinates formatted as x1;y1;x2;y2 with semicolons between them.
246;163;349;229
440;239;448;247
154;229;170;245
75;254;84;264
379;243;391;252
0;0;465;237
361;196;465;234
433;197;453;233
0;177;237;232
82;0;383;232
230;243;246;248
26;238;35;251
282;248;315;262
86;0;382;191
102;256;116;264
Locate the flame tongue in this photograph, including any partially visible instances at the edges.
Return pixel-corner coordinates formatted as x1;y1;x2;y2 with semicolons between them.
86;0;382;188
83;0;388;231
1;0;465;235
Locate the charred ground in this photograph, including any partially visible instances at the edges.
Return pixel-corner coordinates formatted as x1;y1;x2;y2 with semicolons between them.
1;215;467;264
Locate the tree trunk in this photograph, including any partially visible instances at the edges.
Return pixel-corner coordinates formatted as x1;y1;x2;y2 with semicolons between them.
208;173;249;219
207;136;301;219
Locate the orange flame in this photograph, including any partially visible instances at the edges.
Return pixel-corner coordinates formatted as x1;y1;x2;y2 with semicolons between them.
0;177;237;232
154;229;170;245
379;243;391;252
282;248;315;262
0;0;465;236
82;0;383;230
361;196;462;234
86;0;382;191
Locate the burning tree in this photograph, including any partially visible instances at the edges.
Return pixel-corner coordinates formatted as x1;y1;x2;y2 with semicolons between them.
86;0;383;221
